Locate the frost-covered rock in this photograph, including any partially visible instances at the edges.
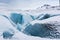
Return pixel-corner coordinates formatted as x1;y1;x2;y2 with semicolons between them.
23;16;60;39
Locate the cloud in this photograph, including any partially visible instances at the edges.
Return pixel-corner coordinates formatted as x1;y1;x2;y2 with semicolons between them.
0;0;59;10
0;3;8;10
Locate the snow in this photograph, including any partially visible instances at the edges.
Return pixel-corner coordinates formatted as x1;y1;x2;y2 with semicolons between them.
10;13;23;24
0;7;60;40
9;12;33;31
30;16;60;25
23;16;60;39
0;15;20;39
0;31;60;40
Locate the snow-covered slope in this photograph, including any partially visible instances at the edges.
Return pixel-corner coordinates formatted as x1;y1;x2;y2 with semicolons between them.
9;12;33;31
23;16;60;39
1;31;60;40
0;15;20;39
10;12;33;24
0;6;60;40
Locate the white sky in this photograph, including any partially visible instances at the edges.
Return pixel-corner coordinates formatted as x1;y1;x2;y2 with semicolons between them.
0;0;59;10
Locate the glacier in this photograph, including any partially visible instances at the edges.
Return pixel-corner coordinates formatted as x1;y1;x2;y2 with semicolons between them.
0;10;60;40
23;16;60;39
0;15;20;39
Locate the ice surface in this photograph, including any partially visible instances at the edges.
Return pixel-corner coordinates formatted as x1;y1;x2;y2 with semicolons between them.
0;9;60;40
0;15;19;39
23;16;60;38
9;12;33;31
37;13;51;20
10;13;23;24
1;31;60;40
3;31;14;39
10;12;33;24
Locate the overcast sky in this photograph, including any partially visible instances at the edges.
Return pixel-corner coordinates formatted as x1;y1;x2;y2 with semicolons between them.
0;0;59;10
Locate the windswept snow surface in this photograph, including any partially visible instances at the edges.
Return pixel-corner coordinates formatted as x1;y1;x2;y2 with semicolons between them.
23;16;60;38
0;9;60;40
0;15;20;40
